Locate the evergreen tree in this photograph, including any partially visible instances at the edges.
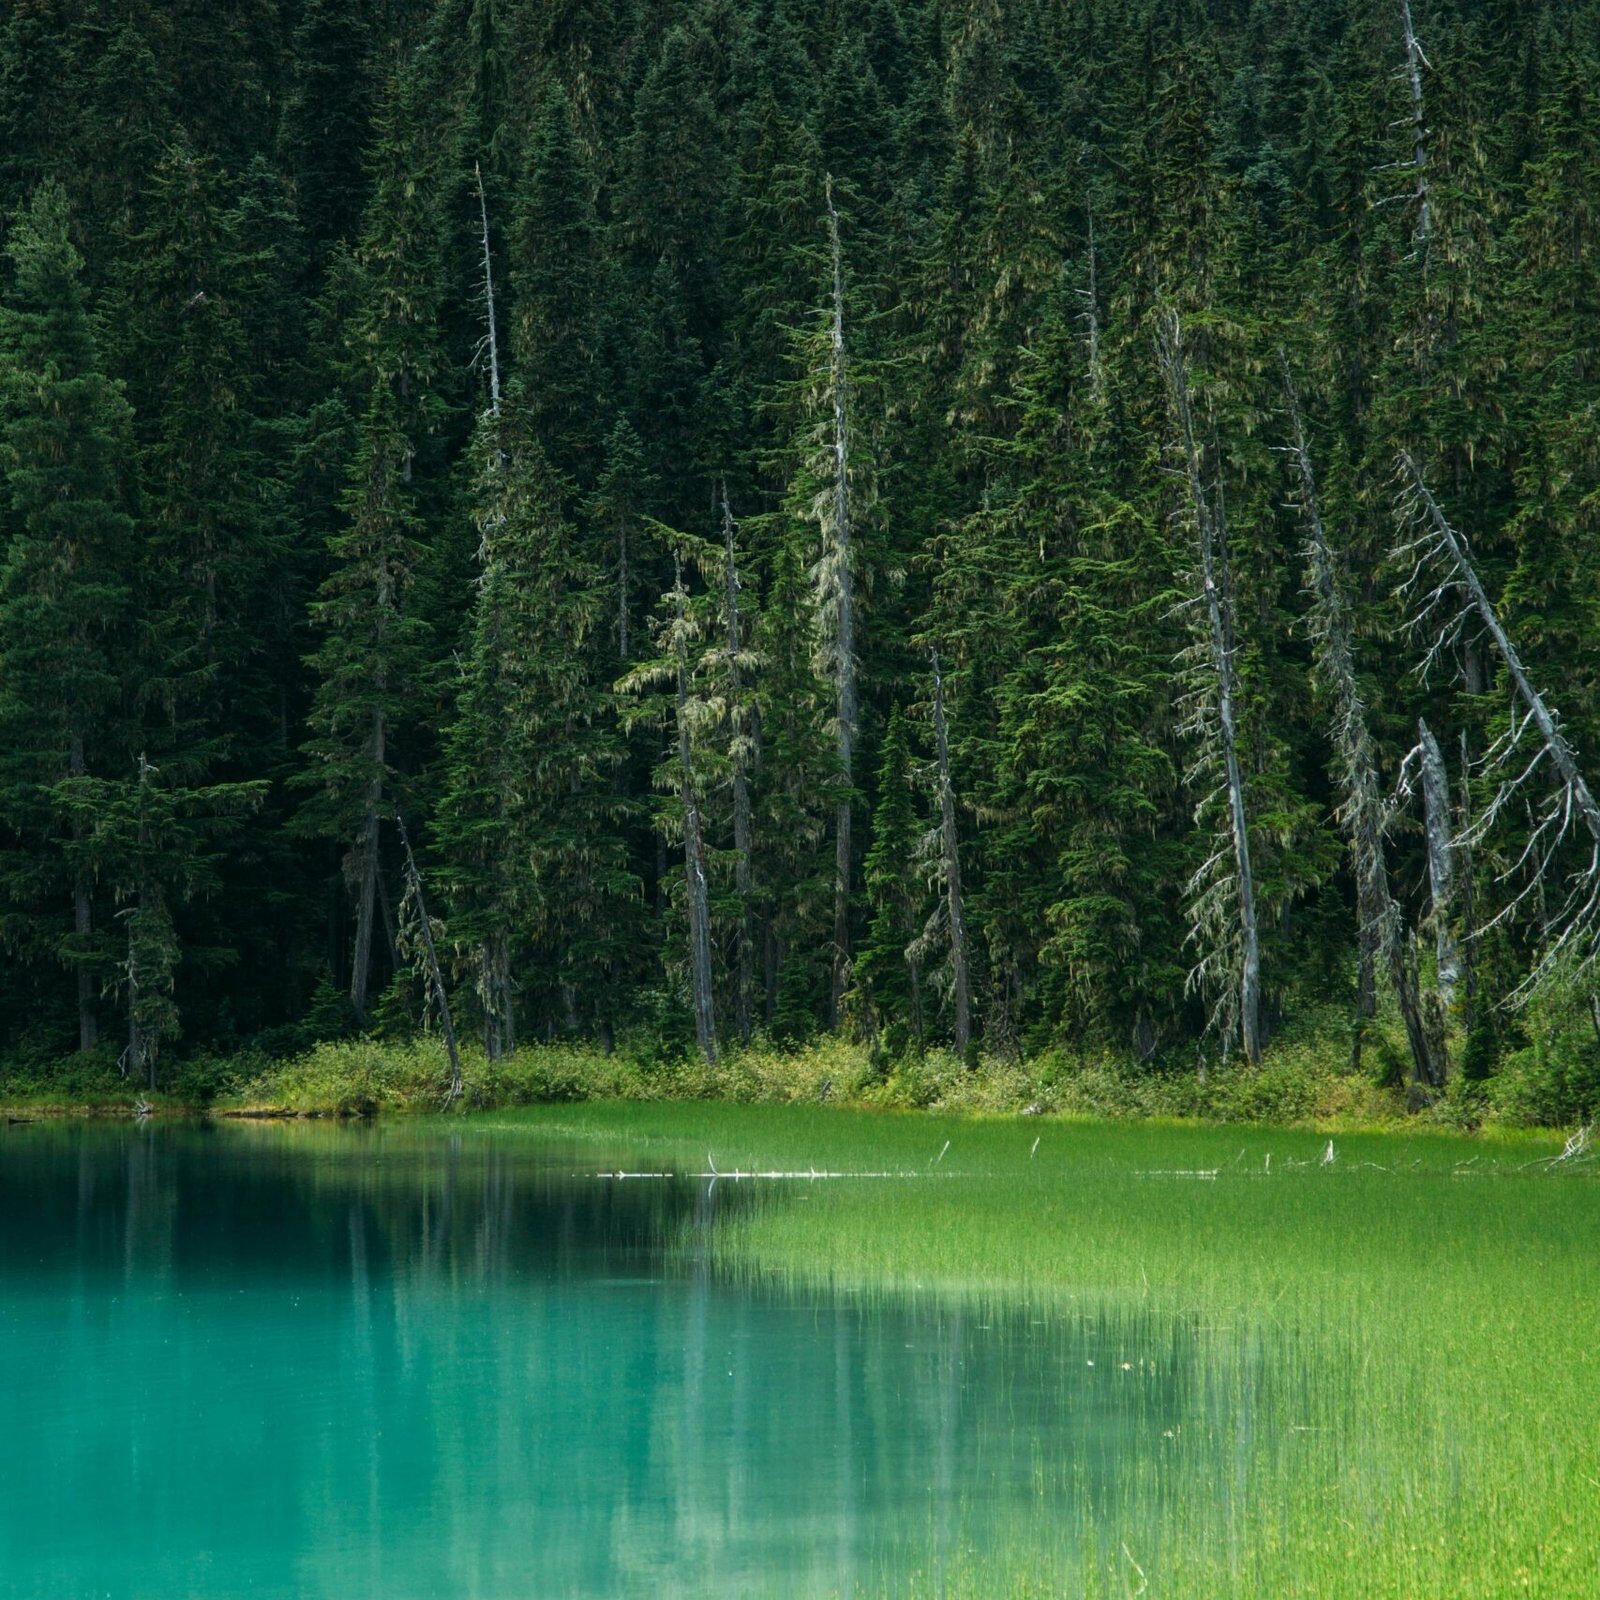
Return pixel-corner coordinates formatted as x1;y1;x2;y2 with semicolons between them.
0;183;138;1051
295;62;449;1023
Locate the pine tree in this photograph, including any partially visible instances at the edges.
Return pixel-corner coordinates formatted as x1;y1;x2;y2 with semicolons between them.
507;83;607;497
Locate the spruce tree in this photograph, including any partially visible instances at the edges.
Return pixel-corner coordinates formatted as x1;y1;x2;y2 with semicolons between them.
296;62;448;1023
0;183;138;1051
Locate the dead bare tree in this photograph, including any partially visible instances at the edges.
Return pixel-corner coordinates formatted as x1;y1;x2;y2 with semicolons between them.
928;652;971;1057
1078;199;1105;408
670;557;720;1065
396;809;462;1103
1378;1;1433;246
721;484;756;1045
818;174;860;1029
1282;358;1443;1084
1396;453;1600;999
473;163;502;420
1157;309;1261;1064
1416;717;1461;1011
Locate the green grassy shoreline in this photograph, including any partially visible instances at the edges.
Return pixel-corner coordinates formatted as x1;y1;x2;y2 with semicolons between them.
1;1012;1588;1134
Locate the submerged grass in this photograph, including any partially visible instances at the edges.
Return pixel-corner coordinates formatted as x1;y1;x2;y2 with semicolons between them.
444;1103;1597;1598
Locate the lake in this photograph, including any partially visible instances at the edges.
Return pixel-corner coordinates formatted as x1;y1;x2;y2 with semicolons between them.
1;1110;1595;1597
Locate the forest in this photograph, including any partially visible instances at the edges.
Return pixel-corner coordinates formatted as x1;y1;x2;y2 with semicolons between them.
4;0;1600;1108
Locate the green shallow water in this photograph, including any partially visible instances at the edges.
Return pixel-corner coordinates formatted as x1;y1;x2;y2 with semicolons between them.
2;1111;1596;1598
0;1120;1259;1599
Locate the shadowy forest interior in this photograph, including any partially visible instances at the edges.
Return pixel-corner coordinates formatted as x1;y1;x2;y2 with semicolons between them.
5;0;1600;1106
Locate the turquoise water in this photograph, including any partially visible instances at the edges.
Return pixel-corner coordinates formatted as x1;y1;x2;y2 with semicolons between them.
0;1122;1235;1597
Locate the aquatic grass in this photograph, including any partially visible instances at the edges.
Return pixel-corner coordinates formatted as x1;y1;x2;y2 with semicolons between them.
431;1104;1598;1598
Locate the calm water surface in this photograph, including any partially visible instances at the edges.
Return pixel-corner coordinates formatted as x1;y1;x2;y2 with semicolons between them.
0;1122;1256;1597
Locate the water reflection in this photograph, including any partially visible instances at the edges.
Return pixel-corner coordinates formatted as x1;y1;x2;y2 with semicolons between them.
0;1123;1257;1597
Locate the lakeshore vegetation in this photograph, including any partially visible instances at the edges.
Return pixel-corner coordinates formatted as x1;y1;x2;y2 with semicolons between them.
48;1104;1587;1598
6;0;1600;1123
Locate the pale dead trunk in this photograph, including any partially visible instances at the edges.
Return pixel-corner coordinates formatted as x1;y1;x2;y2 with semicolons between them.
397;810;462;1101
674;574;719;1066
1399;1;1432;245
69;728;97;1051
1417;718;1461;1011
722;485;754;1044
473;163;502;418
1161;313;1261;1064
1285;357;1441;1082
1403;457;1600;847
1080;200;1105;407
929;652;971;1057
824;176;858;1029
349;708;383;1023
617;519;630;663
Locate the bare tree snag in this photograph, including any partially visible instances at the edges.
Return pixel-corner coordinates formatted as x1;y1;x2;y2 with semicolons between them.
1158;309;1262;1065
473;163;502;419
930;652;971;1058
1079;199;1105;408
69;728;97;1051
1283;356;1443;1084
396;809;462;1103
350;709;384;1023
670;558;719;1066
822;175;859;1029
1417;718;1460;1010
722;484;755;1045
1398;1;1432;246
1398;454;1600;997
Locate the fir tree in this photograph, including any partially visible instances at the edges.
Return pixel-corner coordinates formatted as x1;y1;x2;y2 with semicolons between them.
0;183;138;1051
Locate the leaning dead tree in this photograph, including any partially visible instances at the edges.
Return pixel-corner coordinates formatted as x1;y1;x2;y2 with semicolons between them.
1282;360;1444;1085
1396;453;1600;999
815;174;860;1029
396;810;463;1103
1157;310;1261;1064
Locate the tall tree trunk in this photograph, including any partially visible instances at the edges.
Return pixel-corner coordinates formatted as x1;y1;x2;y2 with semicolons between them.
1417;719;1461;1013
68;728;97;1051
1284;356;1441;1083
824;176;859;1029
1080;199;1105;407
350;711;383;1024
673;569;718;1065
1160;312;1262;1064
396;810;462;1101
722;485;754;1045
473;163;502;418
929;652;971;1058
1399;0;1432;245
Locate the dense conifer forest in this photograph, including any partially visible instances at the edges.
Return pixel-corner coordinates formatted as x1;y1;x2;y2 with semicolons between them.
5;0;1600;1104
